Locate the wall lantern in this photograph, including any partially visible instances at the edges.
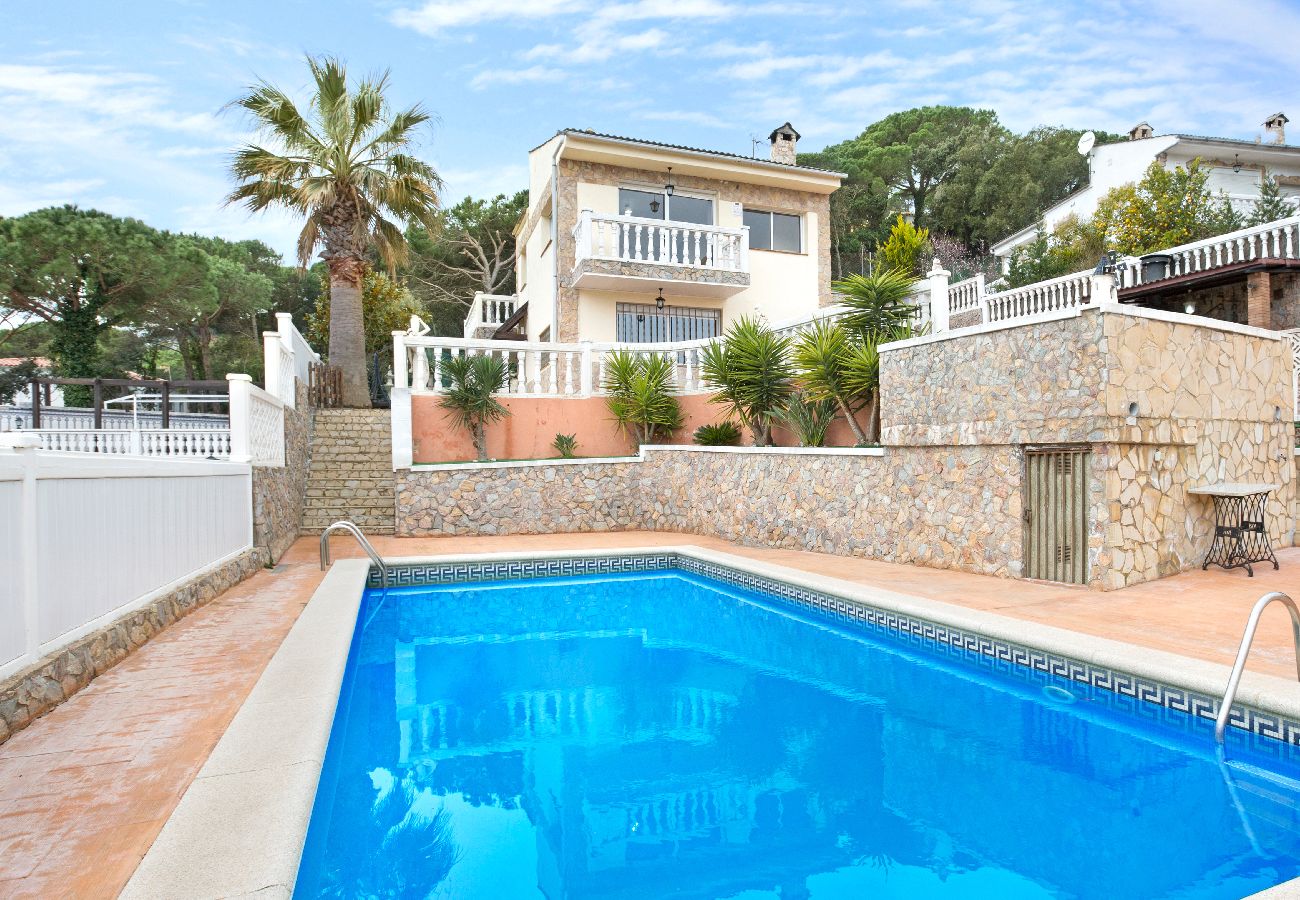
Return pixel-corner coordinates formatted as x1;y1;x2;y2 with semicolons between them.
1232;153;1242;174
655;288;666;311
665;166;675;197
648;197;660;214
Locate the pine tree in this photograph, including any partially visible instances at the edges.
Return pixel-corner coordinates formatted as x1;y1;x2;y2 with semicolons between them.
1248;173;1298;226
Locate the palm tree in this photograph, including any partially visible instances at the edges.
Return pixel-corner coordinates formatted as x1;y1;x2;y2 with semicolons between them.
227;56;442;407
699;315;794;447
439;353;509;462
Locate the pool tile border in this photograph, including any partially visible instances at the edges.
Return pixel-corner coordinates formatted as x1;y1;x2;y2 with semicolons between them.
371;552;1300;753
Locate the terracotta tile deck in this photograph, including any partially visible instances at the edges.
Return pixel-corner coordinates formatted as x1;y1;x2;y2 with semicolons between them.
2;531;1299;898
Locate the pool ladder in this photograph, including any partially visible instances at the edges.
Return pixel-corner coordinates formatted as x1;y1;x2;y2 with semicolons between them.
319;520;390;590
1215;591;1300;744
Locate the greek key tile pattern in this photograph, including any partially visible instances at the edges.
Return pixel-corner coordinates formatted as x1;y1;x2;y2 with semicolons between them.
367;553;1300;752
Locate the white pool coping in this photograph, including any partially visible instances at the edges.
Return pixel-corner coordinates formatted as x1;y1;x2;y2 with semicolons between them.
122;545;1300;899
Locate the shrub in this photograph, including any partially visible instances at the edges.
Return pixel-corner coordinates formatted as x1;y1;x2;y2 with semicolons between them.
1093;159;1241;255
602;350;683;445
552;432;578;458
693;421;742;446
876;215;930;277
439;353;509;462
773;392;837;447
699;315;793;446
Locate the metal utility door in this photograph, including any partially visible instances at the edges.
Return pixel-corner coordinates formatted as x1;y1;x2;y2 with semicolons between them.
1023;448;1091;584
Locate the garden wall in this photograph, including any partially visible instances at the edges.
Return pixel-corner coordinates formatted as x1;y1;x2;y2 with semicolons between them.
396;446;1024;578
409;393;860;464
251;382;314;563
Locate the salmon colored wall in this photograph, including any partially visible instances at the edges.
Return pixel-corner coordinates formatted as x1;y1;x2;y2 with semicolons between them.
411;395;867;463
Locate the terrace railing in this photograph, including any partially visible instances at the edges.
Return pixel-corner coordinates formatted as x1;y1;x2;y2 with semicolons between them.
34;428;233;458
395;333;716;397
573;211;749;273
463;292;519;338
1117;215;1300;289
982;269;1094;324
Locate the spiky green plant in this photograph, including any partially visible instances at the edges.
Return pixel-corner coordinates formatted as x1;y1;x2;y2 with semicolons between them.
226;56;443;407
602;350;683;445
439;353;509;461
552;432;578;459
699;315;794;446
773;391;837;448
832;268;919;341
693;421;743;446
792;320;870;445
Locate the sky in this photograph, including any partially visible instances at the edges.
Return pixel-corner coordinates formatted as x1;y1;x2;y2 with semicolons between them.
3;0;1300;262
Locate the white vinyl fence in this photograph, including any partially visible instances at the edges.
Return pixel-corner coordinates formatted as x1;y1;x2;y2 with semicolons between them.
0;437;253;678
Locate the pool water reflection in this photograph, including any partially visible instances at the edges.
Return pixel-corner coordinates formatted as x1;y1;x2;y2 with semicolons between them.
294;571;1300;899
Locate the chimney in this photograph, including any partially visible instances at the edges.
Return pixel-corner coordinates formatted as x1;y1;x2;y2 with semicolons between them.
1264;112;1288;145
1127;121;1154;141
768;122;800;165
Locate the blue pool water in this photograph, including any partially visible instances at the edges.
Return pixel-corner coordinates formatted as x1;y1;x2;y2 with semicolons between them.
295;570;1300;899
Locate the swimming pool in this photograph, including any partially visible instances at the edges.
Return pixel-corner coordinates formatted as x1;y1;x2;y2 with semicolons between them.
294;564;1300;899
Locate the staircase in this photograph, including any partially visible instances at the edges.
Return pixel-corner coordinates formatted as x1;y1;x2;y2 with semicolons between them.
302;409;396;534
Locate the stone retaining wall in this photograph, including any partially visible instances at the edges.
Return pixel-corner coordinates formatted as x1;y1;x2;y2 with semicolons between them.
0;546;267;745
397;447;1023;578
252;383;314;563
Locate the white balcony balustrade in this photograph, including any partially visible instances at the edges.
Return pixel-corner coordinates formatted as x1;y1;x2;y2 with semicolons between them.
573;211;750;298
1117;215;1300;288
394;333;715;398
463;292;520;338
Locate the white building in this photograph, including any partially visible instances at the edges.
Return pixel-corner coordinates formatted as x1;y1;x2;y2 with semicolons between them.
465;125;844;343
991;114;1300;268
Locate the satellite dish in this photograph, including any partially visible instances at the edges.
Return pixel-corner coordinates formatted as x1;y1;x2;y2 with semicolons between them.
1077;131;1096;156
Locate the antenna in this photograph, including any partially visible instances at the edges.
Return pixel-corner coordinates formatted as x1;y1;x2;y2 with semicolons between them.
1077;131;1096;156
750;134;763;158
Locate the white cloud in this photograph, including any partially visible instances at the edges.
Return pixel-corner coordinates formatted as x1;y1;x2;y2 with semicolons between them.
470;65;567;89
390;0;586;35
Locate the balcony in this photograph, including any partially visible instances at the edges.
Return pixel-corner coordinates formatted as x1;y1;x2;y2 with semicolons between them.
572;211;751;299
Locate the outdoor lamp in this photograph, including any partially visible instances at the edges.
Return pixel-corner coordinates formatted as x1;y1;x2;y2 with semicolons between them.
649;197;661;214
664;166;675;197
1232;154;1242;174
655;288;666;311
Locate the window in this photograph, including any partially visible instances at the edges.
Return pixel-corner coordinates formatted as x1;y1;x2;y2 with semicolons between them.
743;209;802;253
617;188;716;264
616;303;720;343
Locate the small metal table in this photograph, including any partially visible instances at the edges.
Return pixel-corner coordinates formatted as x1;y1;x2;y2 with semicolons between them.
1188;483;1280;576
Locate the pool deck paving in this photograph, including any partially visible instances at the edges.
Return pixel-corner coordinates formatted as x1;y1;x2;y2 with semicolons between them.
1;530;1299;898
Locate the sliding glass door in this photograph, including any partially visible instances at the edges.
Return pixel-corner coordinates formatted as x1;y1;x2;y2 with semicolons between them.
617;189;714;264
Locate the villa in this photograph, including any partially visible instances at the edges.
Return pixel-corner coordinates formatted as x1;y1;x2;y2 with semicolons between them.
466;124;843;344
9;138;1300;899
992;114;1300;267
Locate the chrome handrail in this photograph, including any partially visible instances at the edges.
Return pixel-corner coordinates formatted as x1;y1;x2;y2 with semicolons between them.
319;521;389;590
1215;591;1300;743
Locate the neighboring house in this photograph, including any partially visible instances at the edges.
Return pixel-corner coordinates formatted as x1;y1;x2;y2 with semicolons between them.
499;124;844;344
0;357;61;407
991;114;1300;269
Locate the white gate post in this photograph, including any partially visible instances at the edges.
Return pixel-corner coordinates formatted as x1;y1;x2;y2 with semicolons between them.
226;374;252;464
928;259;951;333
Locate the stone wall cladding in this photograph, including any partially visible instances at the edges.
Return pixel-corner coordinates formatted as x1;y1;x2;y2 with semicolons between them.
0;546;267;745
396;448;1023;578
574;257;750;288
251;382;314;563
556;159;833;339
397;461;641;535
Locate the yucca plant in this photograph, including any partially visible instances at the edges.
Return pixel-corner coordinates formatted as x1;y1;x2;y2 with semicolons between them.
602;350;683;445
773;391;837;448
693;421;742;446
227;56;443;407
439;353;509;461
699;315;793;446
833;267;919;341
552;432;578;459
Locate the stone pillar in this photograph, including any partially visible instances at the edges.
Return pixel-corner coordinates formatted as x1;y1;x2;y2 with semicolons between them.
390;387;413;470
1247;270;1273;328
927;260;951;332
